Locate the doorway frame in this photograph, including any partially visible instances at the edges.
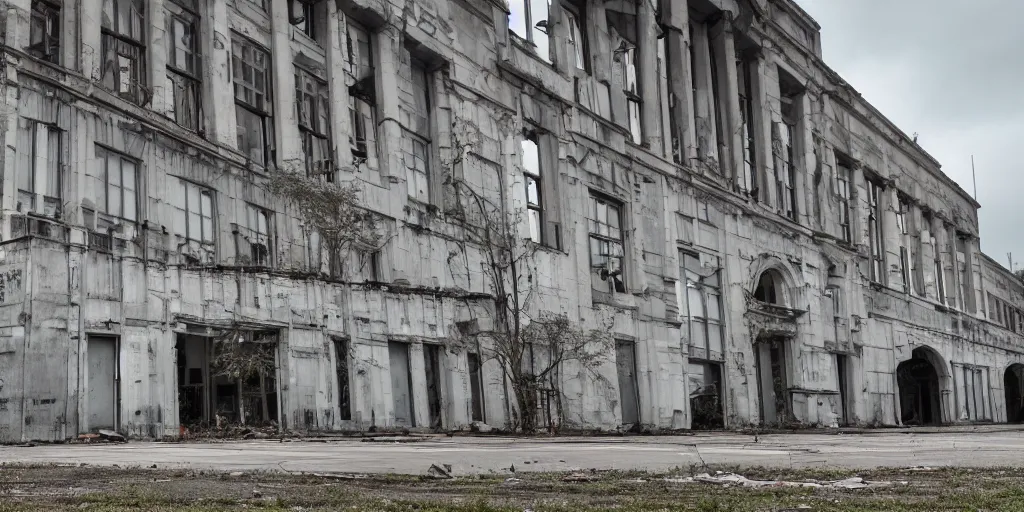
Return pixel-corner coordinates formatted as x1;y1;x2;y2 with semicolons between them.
83;333;121;434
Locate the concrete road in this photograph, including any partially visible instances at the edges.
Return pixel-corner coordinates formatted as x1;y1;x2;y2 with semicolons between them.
3;429;1024;475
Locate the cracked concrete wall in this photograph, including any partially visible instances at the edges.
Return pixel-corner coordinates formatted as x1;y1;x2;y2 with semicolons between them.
0;0;1019;441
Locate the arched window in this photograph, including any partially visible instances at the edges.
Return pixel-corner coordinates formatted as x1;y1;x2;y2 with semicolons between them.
754;270;785;305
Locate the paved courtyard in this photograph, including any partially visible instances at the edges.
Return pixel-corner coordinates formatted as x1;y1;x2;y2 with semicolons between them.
3;427;1024;475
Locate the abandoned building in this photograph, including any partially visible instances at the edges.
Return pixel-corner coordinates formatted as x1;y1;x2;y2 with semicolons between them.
0;0;1022;442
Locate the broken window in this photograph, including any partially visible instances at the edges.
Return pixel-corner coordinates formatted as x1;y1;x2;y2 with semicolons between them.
866;176;885;283
404;59;432;203
357;250;382;281
835;157;852;243
170;178;214;246
611;21;641;144
521;131;543;244
956;235;975;312
754;270;784;305
165;0;202;132
706;24;725;167
242;203;273;266
896;195;912;293
736;58;757;195
681;251;724;361
777;71;802;220
565;5;587;71
589;194;625;295
95;145;138;222
295;67;333;178
289;0;315;40
346;21;378;171
16;118;62;217
28;0;60;64
101;0;147;104
508;0;551;63
924;211;945;304
232;37;274;168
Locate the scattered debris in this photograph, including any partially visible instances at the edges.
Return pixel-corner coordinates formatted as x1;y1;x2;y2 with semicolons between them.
562;472;596;483
97;430;125;443
501;477;521;486
664;472;893;490
427;463;453;479
470;421;493;433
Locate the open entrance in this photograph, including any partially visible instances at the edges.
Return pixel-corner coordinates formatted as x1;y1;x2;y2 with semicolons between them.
896;347;943;426
334;338;351;421
423;344;443;429
688;361;724;429
388;341;414;427
755;337;790;425
615;340;640;425
1005;364;1024;423
468;353;484;422
836;354;850;425
176;329;280;429
86;335;118;432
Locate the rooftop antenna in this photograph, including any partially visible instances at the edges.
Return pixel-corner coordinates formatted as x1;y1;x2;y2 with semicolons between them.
971;155;978;200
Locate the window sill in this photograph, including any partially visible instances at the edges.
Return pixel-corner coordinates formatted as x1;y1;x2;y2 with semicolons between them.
508;33;557;70
527;239;566;256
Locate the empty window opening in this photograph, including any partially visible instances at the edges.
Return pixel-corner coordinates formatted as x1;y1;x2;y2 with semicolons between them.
521;131;543;243
753;269;785;306
295;67;333;178
239;204;273;266
289;0;316;40
776;70;802;220
29;0;61;63
866;176;885;283
755;337;789;425
508;0;552;63
736;58;757;195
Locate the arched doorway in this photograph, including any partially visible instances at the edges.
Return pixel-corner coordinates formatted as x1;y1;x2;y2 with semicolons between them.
897;347;945;425
750;268;794;425
1005;364;1024;423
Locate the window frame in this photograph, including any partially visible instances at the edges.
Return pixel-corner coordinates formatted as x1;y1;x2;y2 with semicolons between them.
28;0;61;64
174;178;215;245
17;119;63;217
521;130;543;244
289;0;316;41
866;176;885;284
165;0;202;132
295;66;333;178
681;250;724;361
836;159;852;243
101;0;147;104
563;1;589;73
508;0;553;64
588;193;626;294
231;36;275;168
245;203;274;267
96;145;140;223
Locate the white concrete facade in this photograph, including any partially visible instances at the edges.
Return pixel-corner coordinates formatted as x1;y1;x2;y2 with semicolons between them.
0;0;1019;442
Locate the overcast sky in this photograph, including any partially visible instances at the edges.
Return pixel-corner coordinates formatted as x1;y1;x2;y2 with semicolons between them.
795;0;1024;272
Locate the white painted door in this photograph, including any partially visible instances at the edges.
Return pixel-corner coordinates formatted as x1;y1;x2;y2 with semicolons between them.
87;336;117;431
388;341;413;427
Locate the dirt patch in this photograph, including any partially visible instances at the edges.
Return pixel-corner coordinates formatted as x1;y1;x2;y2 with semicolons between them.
0;464;1022;511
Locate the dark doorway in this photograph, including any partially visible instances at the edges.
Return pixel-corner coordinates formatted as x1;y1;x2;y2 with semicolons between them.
423;344;443;429
689;362;724;429
1005;365;1024;423
388;341;414;427
836;354;850;425
755;337;790;425
615;340;640;425
334;338;351;421
468;353;484;422
897;348;942;426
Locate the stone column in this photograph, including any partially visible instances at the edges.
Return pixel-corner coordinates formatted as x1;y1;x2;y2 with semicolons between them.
662;1;697;165
269;0;300;167
325;2;353;172
709;15;742;183
374;25;403;181
882;183;904;291
637;0;661;152
797;92;814;226
206;0;237;147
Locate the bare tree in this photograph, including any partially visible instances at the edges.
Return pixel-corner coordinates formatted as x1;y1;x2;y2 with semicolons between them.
270;169;382;277
447;151;612;433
